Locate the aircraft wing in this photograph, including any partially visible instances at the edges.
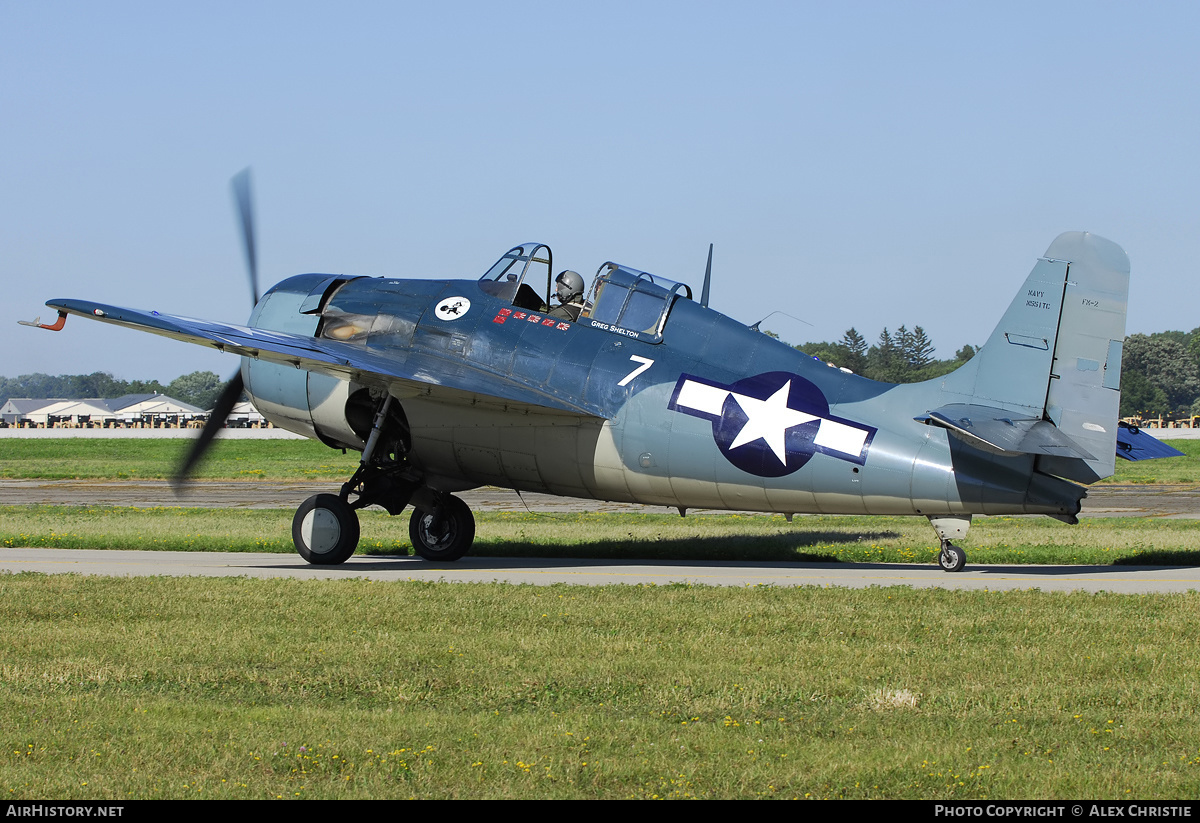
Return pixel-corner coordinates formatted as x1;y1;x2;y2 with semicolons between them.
45;299;605;418
1115;422;1187;461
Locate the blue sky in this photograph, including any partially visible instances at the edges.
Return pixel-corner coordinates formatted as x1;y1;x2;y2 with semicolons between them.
3;1;1197;382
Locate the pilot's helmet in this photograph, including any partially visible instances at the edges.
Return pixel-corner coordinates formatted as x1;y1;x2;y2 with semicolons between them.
555;270;584;303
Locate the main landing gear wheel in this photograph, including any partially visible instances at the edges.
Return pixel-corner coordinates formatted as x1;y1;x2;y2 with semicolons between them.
938;542;966;573
293;493;360;565
409;495;475;562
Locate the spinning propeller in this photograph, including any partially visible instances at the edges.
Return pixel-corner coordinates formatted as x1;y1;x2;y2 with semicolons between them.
173;169;260;487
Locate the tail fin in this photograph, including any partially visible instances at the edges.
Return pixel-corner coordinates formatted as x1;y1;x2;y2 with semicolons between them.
936;232;1130;483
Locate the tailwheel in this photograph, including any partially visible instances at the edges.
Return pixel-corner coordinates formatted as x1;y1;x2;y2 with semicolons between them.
938;540;966;573
409;494;475;562
293;493;360;565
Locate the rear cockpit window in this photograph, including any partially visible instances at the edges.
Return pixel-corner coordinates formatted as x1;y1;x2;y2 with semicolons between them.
580;264;692;343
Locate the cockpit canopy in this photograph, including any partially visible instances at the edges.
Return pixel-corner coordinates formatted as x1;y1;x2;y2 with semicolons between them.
582;264;692;342
477;243;692;343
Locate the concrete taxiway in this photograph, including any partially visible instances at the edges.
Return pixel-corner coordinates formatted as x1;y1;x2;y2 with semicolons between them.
2;548;1199;593
2;479;1197;593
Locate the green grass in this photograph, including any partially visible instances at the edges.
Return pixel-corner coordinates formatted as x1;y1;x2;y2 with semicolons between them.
1;574;1199;799
0;438;360;480
4;505;1200;566
1;436;1198;481
5;441;1199;800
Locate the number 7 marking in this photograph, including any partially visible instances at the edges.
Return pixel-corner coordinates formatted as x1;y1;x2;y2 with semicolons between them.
619;355;654;386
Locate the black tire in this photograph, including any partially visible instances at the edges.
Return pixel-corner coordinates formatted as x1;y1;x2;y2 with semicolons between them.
938;544;966;573
409;495;475;562
292;493;359;565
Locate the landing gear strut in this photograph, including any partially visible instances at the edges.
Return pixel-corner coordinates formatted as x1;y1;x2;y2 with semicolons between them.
927;514;970;573
289;392;478;566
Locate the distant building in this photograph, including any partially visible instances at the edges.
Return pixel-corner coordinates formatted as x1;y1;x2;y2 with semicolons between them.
109;394;204;427
227;400;267;428
1;398;68;426
0;393;212;428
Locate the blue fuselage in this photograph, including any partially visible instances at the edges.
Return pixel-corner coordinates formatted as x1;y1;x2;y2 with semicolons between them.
243;273;1084;520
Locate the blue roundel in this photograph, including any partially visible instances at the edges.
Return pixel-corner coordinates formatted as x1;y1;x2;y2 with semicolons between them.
668;371;875;478
714;372;827;477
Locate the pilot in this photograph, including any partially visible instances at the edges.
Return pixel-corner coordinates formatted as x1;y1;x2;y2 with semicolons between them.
547;269;585;322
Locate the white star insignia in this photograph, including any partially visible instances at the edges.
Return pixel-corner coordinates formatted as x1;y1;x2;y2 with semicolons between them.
728;381;817;463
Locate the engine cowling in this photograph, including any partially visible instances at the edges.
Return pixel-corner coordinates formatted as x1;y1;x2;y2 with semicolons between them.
241;273;366;450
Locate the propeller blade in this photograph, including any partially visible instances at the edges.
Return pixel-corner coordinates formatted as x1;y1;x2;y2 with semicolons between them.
176;170;262;487
173;371;245;487
231;168;260;306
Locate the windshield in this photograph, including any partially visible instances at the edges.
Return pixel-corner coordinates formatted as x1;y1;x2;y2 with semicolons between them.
477;242;553;307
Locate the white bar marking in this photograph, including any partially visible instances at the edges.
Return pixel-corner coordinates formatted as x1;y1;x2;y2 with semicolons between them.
675;380;729;415
814;419;868;456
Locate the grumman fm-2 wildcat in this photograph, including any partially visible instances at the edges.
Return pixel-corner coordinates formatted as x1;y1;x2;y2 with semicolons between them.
27;174;1180;572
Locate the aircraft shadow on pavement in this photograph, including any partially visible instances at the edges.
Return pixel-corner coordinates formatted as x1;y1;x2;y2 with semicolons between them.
1112;550;1200;567
247;530;909;572
382;529;902;565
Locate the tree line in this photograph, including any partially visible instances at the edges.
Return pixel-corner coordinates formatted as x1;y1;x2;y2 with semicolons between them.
791;325;977;384
1118;330;1200;419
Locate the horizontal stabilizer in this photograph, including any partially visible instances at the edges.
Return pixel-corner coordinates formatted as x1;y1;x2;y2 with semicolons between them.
920;403;1096;460
1115;423;1187;461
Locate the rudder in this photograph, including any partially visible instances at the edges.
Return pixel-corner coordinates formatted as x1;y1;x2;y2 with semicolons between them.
1038;232;1130;483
